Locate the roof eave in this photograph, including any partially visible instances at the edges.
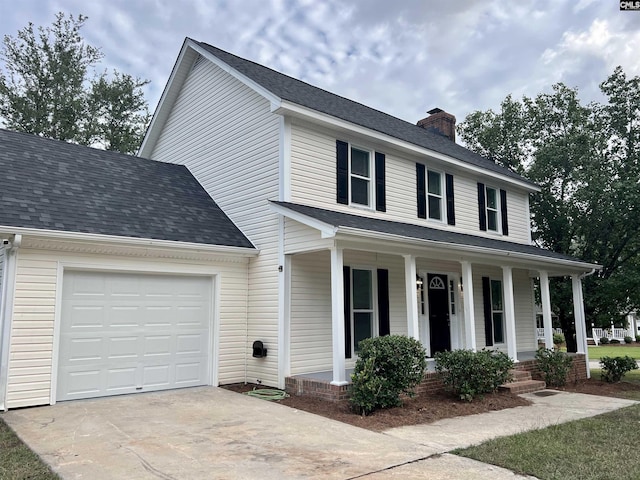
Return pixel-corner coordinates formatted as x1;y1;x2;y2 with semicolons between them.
0;226;258;257
272;100;541;193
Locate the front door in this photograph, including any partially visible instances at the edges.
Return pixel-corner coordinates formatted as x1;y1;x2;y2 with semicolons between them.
428;273;451;354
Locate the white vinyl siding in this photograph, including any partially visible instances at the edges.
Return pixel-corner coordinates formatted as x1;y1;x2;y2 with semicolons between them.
4;244;249;409
149;57;281;386
289;250;406;375
283;218;332;254
289;119;532;244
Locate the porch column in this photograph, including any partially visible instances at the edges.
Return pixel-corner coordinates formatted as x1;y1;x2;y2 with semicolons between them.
572;275;587;355
502;266;518;362
404;255;420;341
330;246;347;385
572;274;590;379
539;271;554;349
460;261;476;351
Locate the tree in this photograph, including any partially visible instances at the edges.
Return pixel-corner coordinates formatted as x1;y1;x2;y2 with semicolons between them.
458;68;640;352
0;12;149;154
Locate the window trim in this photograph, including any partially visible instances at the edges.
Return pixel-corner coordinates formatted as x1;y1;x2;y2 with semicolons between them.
349;145;374;209
484;185;501;233
490;278;505;344
426;168;445;222
349;266;378;354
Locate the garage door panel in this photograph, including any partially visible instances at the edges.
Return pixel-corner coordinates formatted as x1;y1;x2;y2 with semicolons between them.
57;271;212;402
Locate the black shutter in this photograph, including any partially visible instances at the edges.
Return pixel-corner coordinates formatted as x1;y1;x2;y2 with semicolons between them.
336;140;349;205
343;266;352;359
482;276;493;347
375;152;386;212
416;163;426;219
377;269;390;336
446;173;455;226
500;189;509;236
477;182;487;231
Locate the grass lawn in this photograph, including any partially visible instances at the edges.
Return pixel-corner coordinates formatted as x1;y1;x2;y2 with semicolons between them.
455;403;640;480
588;345;640;360
0;418;60;480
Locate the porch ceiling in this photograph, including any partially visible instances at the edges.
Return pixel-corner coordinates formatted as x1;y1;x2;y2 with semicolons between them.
270;201;600;275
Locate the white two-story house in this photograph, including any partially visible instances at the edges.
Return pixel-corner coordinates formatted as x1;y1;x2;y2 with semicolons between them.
140;39;598;391
0;39;598;410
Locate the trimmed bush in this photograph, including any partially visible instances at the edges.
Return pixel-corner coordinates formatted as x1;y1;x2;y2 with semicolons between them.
625;336;634;344
535;348;573;387
636;335;640;343
600;336;610;345
600;356;639;383
350;335;426;415
553;332;565;345
610;338;621;344
435;349;513;402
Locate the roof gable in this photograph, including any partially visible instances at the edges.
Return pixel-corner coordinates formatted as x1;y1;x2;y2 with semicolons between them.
0;129;254;249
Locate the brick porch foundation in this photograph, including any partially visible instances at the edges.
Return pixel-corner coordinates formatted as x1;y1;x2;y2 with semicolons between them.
284;353;588;402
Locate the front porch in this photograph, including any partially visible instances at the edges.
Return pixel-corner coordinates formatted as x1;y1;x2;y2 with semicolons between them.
285;353;589;401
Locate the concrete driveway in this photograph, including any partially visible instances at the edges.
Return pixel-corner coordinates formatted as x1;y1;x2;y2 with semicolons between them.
2;387;637;479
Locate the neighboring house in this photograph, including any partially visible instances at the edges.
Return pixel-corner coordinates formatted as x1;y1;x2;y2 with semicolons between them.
0;39;599;410
0;129;257;410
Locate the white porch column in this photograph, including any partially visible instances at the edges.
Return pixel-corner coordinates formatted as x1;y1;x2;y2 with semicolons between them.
330;246;347;385
502;266;518;362
460;261;476;351
404;255;420;341
539;271;554;349
572;274;590;379
572;275;587;355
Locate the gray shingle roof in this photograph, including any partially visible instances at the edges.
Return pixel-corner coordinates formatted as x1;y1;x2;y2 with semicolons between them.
0;129;254;248
271;201;593;266
196;41;537;189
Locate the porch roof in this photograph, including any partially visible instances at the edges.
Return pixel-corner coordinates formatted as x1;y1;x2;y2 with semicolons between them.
270;201;600;273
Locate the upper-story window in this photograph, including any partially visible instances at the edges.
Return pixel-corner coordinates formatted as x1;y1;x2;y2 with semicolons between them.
337;140;385;212
350;146;372;206
416;163;455;225
477;182;509;236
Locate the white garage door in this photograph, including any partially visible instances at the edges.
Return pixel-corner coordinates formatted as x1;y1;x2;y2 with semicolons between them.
57;270;213;401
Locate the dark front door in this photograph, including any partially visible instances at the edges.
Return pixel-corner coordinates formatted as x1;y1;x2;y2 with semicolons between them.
428;273;451;354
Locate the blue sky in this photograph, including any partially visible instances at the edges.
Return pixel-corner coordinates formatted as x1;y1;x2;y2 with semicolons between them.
0;0;638;128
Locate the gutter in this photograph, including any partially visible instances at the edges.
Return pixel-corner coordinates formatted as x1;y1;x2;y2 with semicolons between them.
0;226;259;257
0;234;22;411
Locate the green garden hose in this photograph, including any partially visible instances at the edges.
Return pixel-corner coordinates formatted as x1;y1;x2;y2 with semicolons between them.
244;388;290;401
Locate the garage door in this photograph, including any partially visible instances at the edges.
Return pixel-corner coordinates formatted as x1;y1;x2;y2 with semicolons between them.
57;271;213;401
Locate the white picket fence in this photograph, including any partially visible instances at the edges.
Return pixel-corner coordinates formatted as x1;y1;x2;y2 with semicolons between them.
536;328;563;341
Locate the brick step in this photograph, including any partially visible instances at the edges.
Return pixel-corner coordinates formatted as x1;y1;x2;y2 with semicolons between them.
510;369;532;382
499;379;546;394
587;338;598;346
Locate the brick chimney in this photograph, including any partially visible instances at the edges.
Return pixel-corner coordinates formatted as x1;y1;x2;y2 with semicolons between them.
417;108;456;142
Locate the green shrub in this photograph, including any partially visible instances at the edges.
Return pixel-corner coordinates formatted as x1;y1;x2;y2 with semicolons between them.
435;349;513;402
600;337;610;345
535;348;573;387
553;332;565;345
350;335;426;415
624;336;634;344
636;335;640;343
610;338;621;344
600;356;639;383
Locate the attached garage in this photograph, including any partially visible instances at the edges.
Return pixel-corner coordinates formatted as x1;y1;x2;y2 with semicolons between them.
57;270;213;401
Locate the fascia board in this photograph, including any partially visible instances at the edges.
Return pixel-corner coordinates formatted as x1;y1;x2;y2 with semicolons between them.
189;42;281;106
272;100;540;193
0;226;258;257
268;202;337;238
335;226;600;272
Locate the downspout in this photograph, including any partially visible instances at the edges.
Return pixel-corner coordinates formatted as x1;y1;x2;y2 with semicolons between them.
0;234;21;411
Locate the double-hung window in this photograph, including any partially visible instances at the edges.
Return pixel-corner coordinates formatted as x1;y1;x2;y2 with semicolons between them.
416;164;455;224
485;186;500;232
350;147;372;207
351;268;374;353
336;140;386;211
490;279;505;344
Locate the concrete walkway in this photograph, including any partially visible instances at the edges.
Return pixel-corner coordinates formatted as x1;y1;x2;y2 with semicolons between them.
2;387;637;479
